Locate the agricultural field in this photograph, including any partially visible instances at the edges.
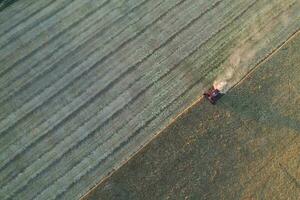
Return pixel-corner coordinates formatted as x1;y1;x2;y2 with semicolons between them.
0;0;18;12
84;31;300;200
0;0;299;199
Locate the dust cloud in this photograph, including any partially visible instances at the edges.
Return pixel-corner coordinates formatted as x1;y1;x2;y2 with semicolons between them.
213;7;292;93
213;41;257;93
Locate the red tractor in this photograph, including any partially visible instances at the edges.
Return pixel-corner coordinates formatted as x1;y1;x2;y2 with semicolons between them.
203;87;223;105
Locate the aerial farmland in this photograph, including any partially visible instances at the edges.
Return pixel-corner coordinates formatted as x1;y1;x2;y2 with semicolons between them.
0;0;299;199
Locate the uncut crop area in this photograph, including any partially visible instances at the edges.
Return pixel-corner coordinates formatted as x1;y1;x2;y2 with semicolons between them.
0;0;299;199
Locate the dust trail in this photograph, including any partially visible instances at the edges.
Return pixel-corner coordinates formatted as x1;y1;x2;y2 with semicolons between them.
213;40;257;93
213;3;294;93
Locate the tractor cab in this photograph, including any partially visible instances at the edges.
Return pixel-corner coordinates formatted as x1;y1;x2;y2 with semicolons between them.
203;87;223;105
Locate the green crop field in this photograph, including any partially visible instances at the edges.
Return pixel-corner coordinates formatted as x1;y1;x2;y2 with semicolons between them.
0;0;299;199
84;31;300;200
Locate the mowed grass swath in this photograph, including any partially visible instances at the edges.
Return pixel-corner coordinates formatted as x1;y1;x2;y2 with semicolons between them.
0;0;299;199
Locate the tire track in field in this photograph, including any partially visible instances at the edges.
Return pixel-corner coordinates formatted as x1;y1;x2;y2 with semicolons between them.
0;0;168;184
